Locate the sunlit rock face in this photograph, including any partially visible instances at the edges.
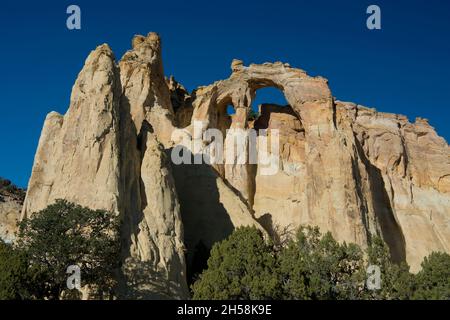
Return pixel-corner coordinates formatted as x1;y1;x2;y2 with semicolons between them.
340;103;450;271
22;34;189;299
179;59;450;272
19;31;450;301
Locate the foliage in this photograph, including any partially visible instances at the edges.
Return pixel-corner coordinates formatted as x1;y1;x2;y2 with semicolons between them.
16;199;120;299
0;240;49;300
364;236;414;300
3;197;450;301
413;252;450;300
0;177;26;203
191;227;280;300
191;225;450;300
279;226;365;300
0;240;29;299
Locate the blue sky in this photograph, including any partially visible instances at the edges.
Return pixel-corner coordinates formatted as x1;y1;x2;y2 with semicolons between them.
1;0;449;187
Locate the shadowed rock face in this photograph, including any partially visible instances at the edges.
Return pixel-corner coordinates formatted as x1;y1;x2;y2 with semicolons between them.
17;31;450;299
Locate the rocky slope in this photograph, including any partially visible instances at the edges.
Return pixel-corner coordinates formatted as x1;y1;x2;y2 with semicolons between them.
13;32;450;299
0;178;25;243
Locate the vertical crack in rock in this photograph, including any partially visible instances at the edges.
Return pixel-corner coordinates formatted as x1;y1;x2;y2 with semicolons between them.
118;33;188;299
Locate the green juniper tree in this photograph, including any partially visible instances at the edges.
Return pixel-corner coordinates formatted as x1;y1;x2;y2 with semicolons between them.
413;252;450;300
0;240;29;299
191;226;280;300
278;226;366;300
16;199;121;299
364;236;414;300
191;225;450;300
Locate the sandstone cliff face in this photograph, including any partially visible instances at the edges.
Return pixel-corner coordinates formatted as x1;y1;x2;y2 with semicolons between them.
22;44;121;219
181;60;450;272
186;61;375;255
339;103;450;270
20;33;263;299
22;34;189;299
0;198;21;243
18;32;450;300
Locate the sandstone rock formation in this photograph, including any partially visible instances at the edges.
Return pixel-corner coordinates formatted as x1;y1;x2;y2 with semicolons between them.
0;178;24;243
22;44;121;219
22;34;189;299
20;33;262;299
178;60;450;272
341;103;450;270
17;31;450;300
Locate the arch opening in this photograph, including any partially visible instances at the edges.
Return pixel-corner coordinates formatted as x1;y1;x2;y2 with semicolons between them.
226;105;236;116
251;87;289;110
248;86;292;126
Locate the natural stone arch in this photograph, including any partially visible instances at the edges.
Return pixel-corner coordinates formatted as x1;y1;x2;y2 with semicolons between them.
190;59;334;137
183;60;336;206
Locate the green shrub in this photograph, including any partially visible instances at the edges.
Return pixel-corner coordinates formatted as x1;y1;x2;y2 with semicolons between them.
0;240;29;299
191;226;280;300
279;226;366;300
413;252;450;300
192;225;450;300
16;199;121;299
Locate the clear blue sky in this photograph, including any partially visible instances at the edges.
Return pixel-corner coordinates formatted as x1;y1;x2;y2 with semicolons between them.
1;0;449;187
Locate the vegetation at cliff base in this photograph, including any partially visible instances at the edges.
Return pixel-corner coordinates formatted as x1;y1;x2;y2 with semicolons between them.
0;200;120;299
191;226;280;299
0;240;31;299
1;204;450;300
191;226;450;300
413;252;450;300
